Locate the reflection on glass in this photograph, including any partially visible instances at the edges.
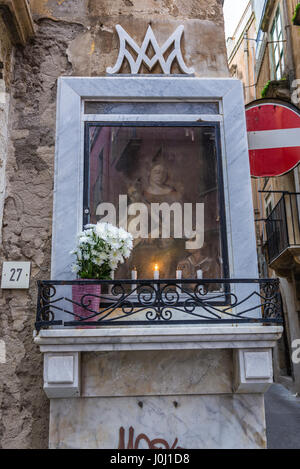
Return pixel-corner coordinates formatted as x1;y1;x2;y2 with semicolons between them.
86;125;226;280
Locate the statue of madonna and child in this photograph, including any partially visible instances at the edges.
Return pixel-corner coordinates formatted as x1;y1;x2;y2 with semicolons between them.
126;155;185;279
121;148;220;281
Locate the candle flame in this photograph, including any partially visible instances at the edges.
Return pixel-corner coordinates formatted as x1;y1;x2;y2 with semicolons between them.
154;264;159;271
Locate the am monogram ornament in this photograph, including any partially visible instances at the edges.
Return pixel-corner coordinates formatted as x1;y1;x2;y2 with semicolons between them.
107;24;194;75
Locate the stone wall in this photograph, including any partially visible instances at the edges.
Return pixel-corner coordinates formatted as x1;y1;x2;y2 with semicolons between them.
0;14;12;242
0;0;228;448
29;0;228;77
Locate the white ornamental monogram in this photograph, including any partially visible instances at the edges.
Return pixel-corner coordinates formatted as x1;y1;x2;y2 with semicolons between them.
107;24;194;75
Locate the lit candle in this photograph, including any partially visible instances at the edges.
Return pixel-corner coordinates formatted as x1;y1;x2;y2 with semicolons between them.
197;269;203;280
153;264;160;280
176;269;182;294
131;267;137;292
131;267;137;280
176;269;182;280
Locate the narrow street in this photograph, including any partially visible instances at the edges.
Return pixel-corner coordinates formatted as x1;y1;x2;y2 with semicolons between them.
265;384;300;449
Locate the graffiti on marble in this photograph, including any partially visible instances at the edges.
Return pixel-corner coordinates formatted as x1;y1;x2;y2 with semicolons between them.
118;426;184;449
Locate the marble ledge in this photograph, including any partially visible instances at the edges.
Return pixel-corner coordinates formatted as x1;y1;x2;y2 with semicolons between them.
34;325;283;353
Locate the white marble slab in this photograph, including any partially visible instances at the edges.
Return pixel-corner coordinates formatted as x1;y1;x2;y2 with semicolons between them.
34;325;283;353
81;349;233;397
49;394;267;449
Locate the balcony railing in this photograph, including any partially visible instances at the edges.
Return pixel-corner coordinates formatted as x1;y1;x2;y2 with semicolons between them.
265;192;300;264
35;278;283;331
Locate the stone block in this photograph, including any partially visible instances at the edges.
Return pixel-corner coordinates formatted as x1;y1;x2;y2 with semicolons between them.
234;348;273;393
43;352;80;399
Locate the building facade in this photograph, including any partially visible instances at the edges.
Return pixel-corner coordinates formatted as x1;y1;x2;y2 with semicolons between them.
228;0;300;394
0;0;283;448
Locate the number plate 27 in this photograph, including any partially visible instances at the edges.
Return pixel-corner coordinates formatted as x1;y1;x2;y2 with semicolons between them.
1;262;31;289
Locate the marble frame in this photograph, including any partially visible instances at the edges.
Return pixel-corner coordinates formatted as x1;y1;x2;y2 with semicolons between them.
84;120;230;283
52;77;258;314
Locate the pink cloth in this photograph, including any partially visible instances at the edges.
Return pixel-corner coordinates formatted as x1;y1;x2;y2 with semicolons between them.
72;283;101;328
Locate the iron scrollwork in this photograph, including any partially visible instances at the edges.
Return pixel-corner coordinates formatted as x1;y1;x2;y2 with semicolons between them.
35;278;283;331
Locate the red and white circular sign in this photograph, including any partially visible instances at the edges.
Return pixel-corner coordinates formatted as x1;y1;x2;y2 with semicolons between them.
246;99;300;177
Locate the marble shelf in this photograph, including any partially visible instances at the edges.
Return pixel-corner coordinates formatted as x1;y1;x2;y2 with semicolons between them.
34;325;283;353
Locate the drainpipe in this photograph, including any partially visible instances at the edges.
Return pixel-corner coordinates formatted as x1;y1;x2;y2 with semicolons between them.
244;31;250;103
252;42;257;100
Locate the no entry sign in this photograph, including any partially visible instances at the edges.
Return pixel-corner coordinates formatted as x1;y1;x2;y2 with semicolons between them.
246;99;300;177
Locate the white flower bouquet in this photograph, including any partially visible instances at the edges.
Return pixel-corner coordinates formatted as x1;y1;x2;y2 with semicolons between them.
71;222;133;280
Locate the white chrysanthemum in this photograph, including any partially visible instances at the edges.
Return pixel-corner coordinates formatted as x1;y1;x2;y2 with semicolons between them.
117;227;129;240
106;224;119;238
122;247;131;259
84;229;94;237
78;235;90;245
110;239;122;250
71;264;80;273
97;252;108;261
77;250;82;260
125;238;133;249
95;223;108;239
110;259;119;270
109;250;123;263
72;222;133;276
95;257;104;266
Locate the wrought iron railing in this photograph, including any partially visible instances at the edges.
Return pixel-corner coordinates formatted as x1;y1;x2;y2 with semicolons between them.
35;278;283;331
265;192;300;263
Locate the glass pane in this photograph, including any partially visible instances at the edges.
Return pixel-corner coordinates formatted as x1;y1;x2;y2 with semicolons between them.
274;46;279;65
271;23;276;42
277;10;282;34
86;125;226;280
84;101;219;115
276;65;281;80
280;52;285;70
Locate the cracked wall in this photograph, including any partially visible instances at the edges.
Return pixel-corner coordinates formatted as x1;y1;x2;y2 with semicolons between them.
0;0;228;448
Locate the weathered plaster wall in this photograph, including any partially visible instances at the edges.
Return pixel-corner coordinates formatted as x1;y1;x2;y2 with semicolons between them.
0;15;12;242
0;17;84;449
0;0;228;448
29;0;229;77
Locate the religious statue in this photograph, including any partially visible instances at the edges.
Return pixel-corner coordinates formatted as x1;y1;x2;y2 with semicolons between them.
143;162;182;204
